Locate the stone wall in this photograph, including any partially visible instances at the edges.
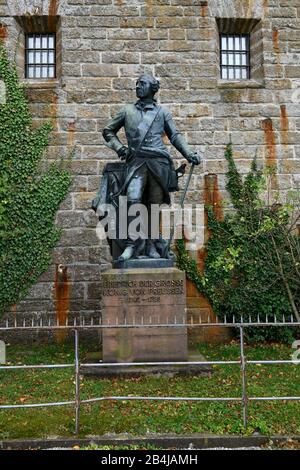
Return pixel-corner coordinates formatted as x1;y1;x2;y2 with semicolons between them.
0;0;299;334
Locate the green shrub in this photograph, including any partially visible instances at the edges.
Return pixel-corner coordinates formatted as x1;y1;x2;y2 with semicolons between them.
177;143;299;343
0;43;71;316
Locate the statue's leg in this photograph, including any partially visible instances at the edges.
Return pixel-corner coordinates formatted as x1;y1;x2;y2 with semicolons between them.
117;166;147;261
145;172;165;259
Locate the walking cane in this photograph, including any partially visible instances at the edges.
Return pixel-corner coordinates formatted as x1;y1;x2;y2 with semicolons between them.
162;162;195;259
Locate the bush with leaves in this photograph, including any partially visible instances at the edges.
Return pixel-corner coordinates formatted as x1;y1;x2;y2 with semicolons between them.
177;143;299;343
0;43;71;317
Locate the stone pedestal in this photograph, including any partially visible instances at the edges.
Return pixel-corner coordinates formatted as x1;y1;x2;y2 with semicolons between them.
100;268;187;363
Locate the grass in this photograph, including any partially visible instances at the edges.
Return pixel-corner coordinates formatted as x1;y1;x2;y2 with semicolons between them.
0;341;299;439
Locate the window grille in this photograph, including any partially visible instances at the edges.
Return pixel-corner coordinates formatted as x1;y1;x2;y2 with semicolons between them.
25;33;56;79
220;34;250;80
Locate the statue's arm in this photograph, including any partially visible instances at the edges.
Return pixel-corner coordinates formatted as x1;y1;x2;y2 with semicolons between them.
102;108;126;155
164;109;201;165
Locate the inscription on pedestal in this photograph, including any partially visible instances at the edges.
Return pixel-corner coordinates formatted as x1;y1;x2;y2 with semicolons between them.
101;278;184;306
100;268;187;363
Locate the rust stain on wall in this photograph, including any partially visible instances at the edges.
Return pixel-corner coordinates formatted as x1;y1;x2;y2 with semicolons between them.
195;174;223;271
49;0;59;16
54;264;70;342
272;28;280;54
204;174;224;224
10;304;17;321
185;173;231;343
280;104;289;146
272;27;283;77
261;118;278;188
261;118;276;166
0;24;7;41
200;1;208;17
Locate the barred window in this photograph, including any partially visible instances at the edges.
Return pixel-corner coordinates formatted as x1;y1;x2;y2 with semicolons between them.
220;34;250;80
25;34;56;79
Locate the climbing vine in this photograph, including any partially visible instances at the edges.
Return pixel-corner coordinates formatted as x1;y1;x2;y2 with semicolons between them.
177;143;300;343
0;43;71;316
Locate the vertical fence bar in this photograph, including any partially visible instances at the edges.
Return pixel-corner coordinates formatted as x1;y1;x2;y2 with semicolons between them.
74;329;80;435
239;325;248;429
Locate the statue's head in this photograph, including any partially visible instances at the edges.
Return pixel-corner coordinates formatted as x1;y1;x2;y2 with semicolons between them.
136;74;160;100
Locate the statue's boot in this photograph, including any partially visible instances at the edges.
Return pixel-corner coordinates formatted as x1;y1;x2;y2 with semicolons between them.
118;245;135;262
147;240;161;259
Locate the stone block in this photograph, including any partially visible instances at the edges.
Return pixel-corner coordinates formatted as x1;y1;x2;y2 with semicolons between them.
58;228;100;247
56;210;85;228
285;66;300;78
71;160;99;175
102;52;140;64
120;17;154;28
101;268;187;362
53;247;89;264
155;17;198;28
108;28;148;40
76;17;120;28
169;28;186;40
82;64;119;77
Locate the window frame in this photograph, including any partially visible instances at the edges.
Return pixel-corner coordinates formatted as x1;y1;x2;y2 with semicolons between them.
25;32;56;80
219;33;251;81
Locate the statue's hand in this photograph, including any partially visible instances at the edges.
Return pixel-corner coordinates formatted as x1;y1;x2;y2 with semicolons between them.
186;151;202;165
117;145;128;161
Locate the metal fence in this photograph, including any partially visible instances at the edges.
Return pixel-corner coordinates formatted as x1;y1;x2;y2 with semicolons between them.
0;316;299;434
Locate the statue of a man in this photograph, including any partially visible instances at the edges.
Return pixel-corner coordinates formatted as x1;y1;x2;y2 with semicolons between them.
101;74;201;262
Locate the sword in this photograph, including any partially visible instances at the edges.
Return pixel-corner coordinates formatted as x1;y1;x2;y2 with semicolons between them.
162;162;195;259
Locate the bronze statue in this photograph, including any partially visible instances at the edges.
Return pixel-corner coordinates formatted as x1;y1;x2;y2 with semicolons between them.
92;74;201;264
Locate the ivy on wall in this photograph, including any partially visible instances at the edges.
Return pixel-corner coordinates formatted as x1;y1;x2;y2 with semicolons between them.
0;43;71;317
177;143;300;343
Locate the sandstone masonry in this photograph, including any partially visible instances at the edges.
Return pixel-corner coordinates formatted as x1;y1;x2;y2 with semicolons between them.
0;0;299;332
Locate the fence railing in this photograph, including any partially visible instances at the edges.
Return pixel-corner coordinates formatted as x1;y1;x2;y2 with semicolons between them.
0;317;299;434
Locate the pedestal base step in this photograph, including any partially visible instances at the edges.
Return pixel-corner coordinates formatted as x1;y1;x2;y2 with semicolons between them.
81;352;211;378
112;258;174;269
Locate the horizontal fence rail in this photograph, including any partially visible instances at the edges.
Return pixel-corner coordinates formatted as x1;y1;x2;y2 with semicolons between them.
1;313;300;330
0;320;299;434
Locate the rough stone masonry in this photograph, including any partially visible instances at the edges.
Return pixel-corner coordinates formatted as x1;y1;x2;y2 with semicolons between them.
0;0;299;336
